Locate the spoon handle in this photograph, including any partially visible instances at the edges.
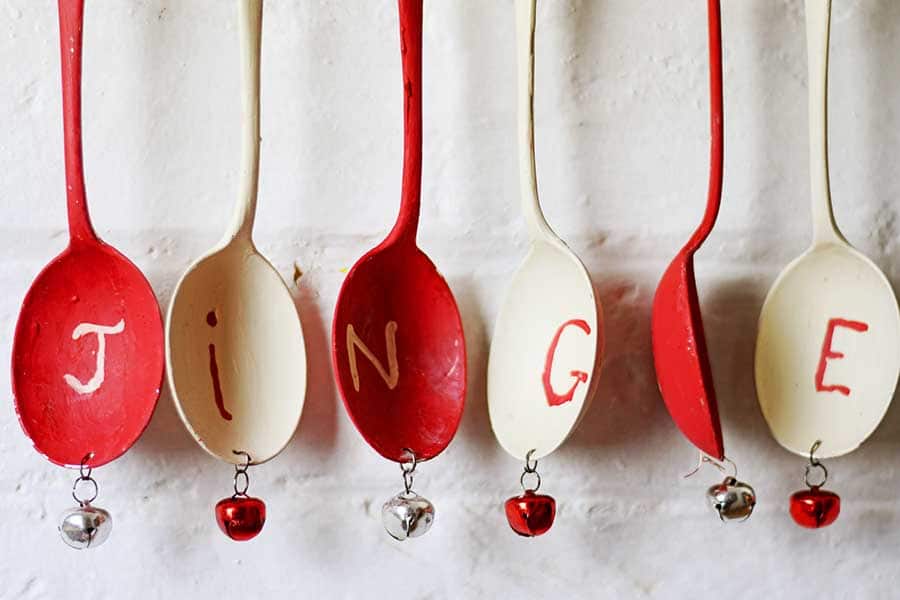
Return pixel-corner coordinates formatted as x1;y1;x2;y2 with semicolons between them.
224;0;262;244
515;0;555;242
387;0;423;245
805;0;843;245
58;0;96;243
685;0;723;253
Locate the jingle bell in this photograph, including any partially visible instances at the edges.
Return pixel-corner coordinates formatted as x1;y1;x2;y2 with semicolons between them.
215;496;266;541
382;492;434;541
505;490;556;537
706;476;756;521
59;504;112;549
790;487;840;529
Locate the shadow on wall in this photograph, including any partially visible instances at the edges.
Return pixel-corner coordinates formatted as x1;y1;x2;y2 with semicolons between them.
290;279;339;458
562;0;677;459
446;0;507;469
131;1;197;465
276;0;345;463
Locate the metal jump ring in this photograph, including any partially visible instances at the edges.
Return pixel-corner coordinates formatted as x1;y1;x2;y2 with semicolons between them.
72;475;98;506
520;470;541;492
233;471;250;496
232;450;252;496
71;452;98;505
805;440;827;487
804;462;828;488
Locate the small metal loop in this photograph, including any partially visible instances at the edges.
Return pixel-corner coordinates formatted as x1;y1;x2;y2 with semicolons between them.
809;440;823;467
804;462;828;488
520;450;542;491
524;449;538;474
683;452;735;480
72;475;98;506
400;448;417;494
232;450;252;496
402;470;414;495
78;452;94;480
520;470;541;492
805;441;827;487
233;471;250;497
721;456;739;479
400;448;417;475
233;450;251;473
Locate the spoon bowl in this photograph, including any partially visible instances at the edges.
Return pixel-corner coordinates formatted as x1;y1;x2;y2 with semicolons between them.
167;242;306;463
333;243;465;462
756;244;900;457
652;252;722;459
12;0;163;468
13;243;163;467
489;241;601;460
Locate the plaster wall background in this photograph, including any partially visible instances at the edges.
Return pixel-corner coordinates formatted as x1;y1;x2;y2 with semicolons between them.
1;1;899;598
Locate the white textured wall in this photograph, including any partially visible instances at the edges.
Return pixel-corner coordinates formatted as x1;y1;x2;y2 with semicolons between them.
2;1;900;598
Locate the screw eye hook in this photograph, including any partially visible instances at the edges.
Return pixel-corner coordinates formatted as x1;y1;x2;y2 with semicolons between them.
808;440;823;467
519;449;542;492
72;452;98;506
524;449;538;474
233;450;252;472
232;450;252;497
400;448;417;494
684;452;737;480
78;452;95;479
805;440;828;488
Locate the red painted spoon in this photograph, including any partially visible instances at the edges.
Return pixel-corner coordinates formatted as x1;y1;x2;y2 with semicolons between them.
10;0;163;547
331;0;466;540
651;0;725;462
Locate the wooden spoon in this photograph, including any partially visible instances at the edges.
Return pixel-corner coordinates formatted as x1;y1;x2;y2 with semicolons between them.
651;0;726;461
166;0;307;467
12;0;163;469
487;0;602;463
755;0;900;459
331;0;466;465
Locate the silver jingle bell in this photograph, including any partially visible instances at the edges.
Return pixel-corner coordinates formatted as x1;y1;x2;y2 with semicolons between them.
707;476;756;522
59;504;112;549
382;492;434;541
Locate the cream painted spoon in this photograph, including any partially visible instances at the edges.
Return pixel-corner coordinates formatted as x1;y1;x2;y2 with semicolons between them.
487;0;603;537
165;0;306;541
755;0;900;527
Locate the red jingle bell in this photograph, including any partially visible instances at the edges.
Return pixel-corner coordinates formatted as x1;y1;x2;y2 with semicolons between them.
505;491;556;537
215;496;266;541
789;487;840;529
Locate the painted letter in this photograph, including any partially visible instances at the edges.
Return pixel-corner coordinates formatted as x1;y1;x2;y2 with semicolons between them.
207;310;232;421
542;319;591;407
815;317;869;396
347;321;399;392
63;319;125;394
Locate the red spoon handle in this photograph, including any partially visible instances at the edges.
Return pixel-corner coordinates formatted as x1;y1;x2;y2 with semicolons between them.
388;0;423;245
686;0;723;252
58;0;95;243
